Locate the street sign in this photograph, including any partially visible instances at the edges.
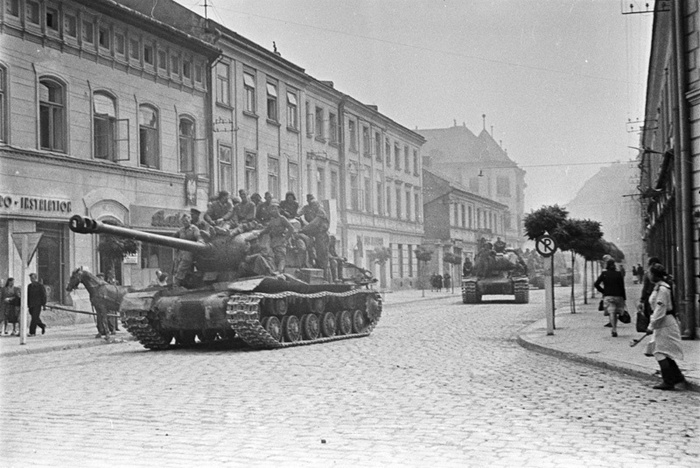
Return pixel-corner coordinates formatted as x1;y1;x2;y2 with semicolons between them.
12;232;43;266
535;234;558;258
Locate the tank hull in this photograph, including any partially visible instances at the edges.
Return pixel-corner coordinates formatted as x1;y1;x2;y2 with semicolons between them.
461;276;529;304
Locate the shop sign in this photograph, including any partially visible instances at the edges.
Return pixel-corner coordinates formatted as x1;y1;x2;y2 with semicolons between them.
363;236;384;247
123;252;139;264
0;194;72;214
130;205;187;229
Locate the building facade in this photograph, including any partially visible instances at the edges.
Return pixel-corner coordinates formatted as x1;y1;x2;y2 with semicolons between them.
422;168;509;284
639;0;698;339
418;122;526;248
0;0;220;300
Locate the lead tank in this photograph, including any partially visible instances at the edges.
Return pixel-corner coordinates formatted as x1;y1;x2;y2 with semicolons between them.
69;215;381;350
462;248;529;304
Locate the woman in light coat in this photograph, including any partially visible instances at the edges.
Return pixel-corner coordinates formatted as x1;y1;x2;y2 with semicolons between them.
646;263;686;390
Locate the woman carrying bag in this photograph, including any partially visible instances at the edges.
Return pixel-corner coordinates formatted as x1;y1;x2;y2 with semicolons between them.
594;259;626;338
645;263;687;391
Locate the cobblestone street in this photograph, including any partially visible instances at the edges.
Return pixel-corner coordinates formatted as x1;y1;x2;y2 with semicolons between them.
1;289;698;467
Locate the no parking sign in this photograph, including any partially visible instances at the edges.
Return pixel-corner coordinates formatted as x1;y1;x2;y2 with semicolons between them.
535;235;558;258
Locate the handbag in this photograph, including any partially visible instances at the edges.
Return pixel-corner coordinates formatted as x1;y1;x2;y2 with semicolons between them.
619;308;631;324
598;300;604;311
636;311;650;333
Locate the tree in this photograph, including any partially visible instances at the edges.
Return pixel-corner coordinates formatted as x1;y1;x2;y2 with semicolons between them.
369;246;392;266
414;246;433;297
523;205;569;240
98;220;139;283
442;252;462;293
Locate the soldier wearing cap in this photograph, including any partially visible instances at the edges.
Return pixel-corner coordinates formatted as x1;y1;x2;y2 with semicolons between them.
190;207;214;241
204;190;234;232
259;199;295;273
300;199;330;275
173;213;204;287
256;191;274;225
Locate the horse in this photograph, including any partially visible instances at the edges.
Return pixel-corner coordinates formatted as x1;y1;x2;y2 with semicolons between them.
66;267;133;337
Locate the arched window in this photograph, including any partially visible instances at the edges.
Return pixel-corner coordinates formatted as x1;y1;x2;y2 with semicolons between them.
39;78;65;151
94;92;117;160
178;117;195;173
139;105;159;168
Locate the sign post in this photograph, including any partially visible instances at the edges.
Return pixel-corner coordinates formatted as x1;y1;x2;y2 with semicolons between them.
11;232;43;345
536;235;558;335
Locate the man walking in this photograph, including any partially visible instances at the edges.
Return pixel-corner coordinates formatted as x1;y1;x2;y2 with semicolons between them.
27;273;47;336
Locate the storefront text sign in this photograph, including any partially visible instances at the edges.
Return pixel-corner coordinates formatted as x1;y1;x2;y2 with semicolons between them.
1;194;72;214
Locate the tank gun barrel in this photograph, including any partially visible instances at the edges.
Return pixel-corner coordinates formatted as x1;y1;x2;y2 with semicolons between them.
69;215;210;253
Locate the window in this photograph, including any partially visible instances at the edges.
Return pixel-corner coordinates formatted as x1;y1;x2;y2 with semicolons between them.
26;1;39;25
330;169;338;199
406;190;411;221
39;79;65;152
414;193;420;221
245;152;257;193
98;27;110;49
395;144;401;170
194;64;203;84
497;176;511;197
386;186;392;217
243;72;255;113
376;180;383;215
266;82;278;121
82;20;94;44
6;0;19;17
266;156;279;199
314;107;324;138
64;14;77;37
216;62;230;105
286;91;298;129
350;174;359;210
94;93;117;161
140;242;174;272
138;105;159;168
144;45;154;66
158;50;167;71
218;143;232;193
130;39;140;60
461;205;466;228
0;67;6;142
395;187;401;219
114;33;125;55
305;101;313;136
362;126;370;157
348;119;357;152
171;55;180;76
404;146;410;173
329;113;338;143
385;139;391;167
364;170;372;212
397;244;404;277
317;167;326;199
182;60;191;80
413;150;419;175
46;7;59;31
375;132;382;162
288;161;299;194
468;206;473;228
179;117;195;173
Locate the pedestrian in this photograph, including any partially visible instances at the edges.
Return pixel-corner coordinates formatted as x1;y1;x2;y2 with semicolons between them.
259;200;295;273
443;272;451;290
637;257;660;321
645;263;687;390
172;214;203;287
1;278;21;335
27;273;47;336
636;263;644;284
594;259;626;337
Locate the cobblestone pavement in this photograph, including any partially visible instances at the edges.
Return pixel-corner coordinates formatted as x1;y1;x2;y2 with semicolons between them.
1;289;698;467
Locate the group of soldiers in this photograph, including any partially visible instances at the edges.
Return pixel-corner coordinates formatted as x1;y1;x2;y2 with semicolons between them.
172;189;340;286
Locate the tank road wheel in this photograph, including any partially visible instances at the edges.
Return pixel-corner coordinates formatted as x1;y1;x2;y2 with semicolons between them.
320;312;336;338
274;299;288;316
281;315;302;343
462;282;480;304
261;316;282;342
351;309;367;333
310;298;325;315
301;314;320;340
336;310;353;335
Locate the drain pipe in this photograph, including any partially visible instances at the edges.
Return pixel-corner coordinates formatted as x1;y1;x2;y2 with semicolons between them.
673;0;696;339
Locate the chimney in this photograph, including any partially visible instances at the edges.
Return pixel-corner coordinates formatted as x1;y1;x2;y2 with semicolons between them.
320;81;334;88
482;114;486;130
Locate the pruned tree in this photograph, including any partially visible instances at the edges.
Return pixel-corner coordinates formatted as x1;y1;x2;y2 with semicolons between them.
523;205;569;240
414;246;433;296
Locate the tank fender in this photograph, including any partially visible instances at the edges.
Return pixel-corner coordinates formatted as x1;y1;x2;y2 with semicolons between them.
120;291;160;314
155;291;231;330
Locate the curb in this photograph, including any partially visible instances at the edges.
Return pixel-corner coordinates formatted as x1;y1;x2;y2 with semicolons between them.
1;336;134;358
382;293;458;307
516;334;699;393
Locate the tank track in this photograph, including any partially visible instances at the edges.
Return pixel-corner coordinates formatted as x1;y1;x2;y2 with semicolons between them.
462;280;480;304
226;290;382;349
121;310;172;350
513;279;530;303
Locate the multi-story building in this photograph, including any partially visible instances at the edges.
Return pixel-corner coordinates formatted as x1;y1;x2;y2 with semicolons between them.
422;168;509;283
418;121;526;248
0;0;220;300
639;1;698;338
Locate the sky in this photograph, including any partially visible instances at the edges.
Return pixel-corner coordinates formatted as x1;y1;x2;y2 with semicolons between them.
175;0;654;212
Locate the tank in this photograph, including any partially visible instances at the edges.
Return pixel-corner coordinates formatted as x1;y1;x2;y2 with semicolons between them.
68;215;381;350
461;248;529;304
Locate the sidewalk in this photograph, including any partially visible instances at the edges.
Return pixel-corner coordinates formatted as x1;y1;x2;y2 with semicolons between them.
517;300;700;392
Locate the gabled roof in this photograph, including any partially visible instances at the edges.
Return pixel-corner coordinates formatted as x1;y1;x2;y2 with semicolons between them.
423;168;508;210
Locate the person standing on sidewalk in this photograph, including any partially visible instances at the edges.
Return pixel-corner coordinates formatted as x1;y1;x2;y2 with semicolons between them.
594;259;626;338
646;263;687;390
637;256;660;321
1;278;20;335
27;273;47;336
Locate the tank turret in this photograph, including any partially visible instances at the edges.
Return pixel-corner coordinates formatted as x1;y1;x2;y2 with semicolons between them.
69;215;253;272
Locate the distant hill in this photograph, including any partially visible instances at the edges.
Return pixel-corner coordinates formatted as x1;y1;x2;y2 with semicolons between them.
564;162;643;265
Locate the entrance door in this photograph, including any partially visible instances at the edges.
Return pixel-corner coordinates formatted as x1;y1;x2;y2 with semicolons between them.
36;222;67;303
